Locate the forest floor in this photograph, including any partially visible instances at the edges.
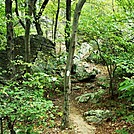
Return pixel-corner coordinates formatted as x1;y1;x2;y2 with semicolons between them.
44;63;134;134
69;100;96;134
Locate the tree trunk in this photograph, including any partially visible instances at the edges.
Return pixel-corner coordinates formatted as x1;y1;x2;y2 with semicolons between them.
0;118;3;134
61;0;86;129
6;116;16;134
37;0;49;20
54;0;60;44
34;20;43;35
52;15;55;40
25;0;33;72
15;0;25;29
32;0;43;35
65;0;71;52
5;0;14;77
32;0;49;35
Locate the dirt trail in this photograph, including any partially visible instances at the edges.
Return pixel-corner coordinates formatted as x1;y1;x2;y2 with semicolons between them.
69;102;96;134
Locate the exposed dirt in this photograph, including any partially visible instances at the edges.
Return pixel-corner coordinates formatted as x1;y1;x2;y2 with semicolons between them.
69;101;96;134
44;96;96;134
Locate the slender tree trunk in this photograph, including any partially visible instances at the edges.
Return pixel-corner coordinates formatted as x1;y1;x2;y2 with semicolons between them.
37;0;49;20
65;0;71;52
6;116;16;134
61;0;86;129
34;20;43;35
52;15;55;40
95;39;115;97
112;0;115;12
31;0;49;35
15;0;25;29
33;0;49;35
5;0;14;77
25;0;33;72
32;0;43;35
0;118;3;134
45;16;49;38
54;0;60;44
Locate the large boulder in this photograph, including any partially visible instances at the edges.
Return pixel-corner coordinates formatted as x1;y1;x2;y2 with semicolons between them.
72;67;100;83
75;89;105;103
84;109;112;123
0;35;55;77
13;34;55;61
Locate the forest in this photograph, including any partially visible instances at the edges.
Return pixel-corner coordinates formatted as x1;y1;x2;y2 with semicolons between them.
0;0;134;134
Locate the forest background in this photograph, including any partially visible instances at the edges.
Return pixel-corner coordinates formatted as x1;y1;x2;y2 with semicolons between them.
0;0;133;133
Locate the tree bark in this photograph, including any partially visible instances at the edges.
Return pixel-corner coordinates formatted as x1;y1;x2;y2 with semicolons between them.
6;116;16;134
32;0;49;35
0;118;3;134
61;0;86;129
65;0;71;52
5;0;14;77
25;0;33;72
36;0;49;20
15;0;25;29
32;0;43;35
54;0;60;44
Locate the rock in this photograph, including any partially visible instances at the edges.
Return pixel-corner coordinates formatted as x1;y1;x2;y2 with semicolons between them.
13;34;55;61
0;50;9;72
78;73;96;82
75;93;91;103
75;89;105;103
74;42;93;62
76;65;89;78
73;67;99;83
84;109;111;117
85;116;102;123
84;109;112;123
72;86;82;90
0;35;55;76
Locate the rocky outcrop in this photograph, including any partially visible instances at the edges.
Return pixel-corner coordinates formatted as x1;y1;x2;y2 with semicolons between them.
84;109;112;123
72;68;100;83
13;34;55;61
0;35;55;72
0;35;55;77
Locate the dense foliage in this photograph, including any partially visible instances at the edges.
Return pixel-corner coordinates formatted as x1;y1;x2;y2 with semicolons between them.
0;53;65;133
78;0;134;96
0;0;133;133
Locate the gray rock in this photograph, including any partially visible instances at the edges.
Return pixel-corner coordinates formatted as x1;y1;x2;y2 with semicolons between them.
72;86;82;90
75;89;105;103
85;116;102;123
75;93;91;103
13;34;55;61
84;109;112;123
0;35;55;77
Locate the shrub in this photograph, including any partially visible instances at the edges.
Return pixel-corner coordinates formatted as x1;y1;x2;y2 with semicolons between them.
118;78;134;102
0;76;58;133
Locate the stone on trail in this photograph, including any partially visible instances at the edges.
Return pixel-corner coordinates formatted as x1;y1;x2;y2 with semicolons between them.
75;89;105;103
75;93;91;103
84;109;112;123
72;86;82;90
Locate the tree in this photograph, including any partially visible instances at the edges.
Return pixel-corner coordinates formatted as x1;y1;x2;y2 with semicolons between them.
5;0;14;78
78;0;134;97
32;0;49;35
25;0;33;72
61;0;86;129
53;0;60;44
15;0;25;29
14;0;50;35
65;0;71;52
